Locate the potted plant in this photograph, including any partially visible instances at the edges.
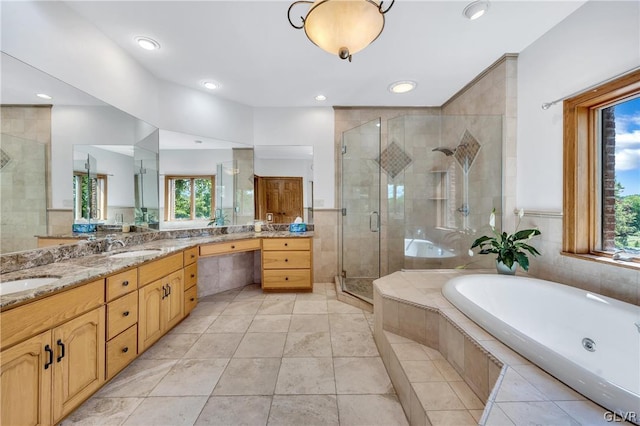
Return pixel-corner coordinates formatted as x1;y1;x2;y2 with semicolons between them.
470;208;541;274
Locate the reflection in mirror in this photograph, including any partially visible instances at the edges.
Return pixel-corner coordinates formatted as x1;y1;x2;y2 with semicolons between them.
254;146;314;224
1;52;159;254
134;135;160;228
159;130;253;228
73;145;134;222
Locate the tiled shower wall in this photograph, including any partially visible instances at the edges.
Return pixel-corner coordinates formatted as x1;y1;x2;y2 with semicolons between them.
0;106;51;252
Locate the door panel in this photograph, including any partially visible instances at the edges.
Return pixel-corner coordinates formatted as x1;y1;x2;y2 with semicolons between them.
164;270;184;330
259;177;303;223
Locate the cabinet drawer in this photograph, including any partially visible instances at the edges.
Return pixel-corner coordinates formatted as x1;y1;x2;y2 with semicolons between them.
106;269;137;302
263;269;311;290
184;263;197;290
183;247;198;266
1;279;104;350
262;238;310;251
138;253;183;287
262;251;310;269
107;291;138;340
184;286;198;316
106;325;137;380
199;239;261;257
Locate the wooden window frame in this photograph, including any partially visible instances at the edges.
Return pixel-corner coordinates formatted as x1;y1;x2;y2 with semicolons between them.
164;175;215;221
73;172;108;221
563;69;640;267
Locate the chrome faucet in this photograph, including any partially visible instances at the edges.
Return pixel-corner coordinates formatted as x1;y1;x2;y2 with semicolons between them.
105;234;126;252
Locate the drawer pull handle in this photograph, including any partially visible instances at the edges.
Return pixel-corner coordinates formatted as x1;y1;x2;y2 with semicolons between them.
122;347;129;353
284;243;288;247
191;274;195;278
231;245;236;249
44;345;53;370
56;339;65;362
123;311;130;317
122;280;129;286
190;297;195;302
285;258;289;262
285;277;289;281
191;254;195;258
162;285;167;299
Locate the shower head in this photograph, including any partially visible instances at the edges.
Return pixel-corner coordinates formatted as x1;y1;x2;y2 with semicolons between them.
432;147;455;156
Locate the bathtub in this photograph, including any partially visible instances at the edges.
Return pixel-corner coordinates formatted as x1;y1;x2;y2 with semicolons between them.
443;274;640;418
404;239;455;258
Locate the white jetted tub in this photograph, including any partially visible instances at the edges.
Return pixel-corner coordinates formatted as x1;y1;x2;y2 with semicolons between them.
443;274;640;419
404;239;455;258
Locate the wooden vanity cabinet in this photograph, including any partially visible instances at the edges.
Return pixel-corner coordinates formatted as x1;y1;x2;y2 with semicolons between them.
183;247;198;316
138;254;185;352
261;237;313;291
0;280;105;426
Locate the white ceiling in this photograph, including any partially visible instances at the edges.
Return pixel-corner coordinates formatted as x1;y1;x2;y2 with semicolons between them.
65;0;585;108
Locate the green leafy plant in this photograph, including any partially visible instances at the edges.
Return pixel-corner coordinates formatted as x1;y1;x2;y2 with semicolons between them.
470;208;541;271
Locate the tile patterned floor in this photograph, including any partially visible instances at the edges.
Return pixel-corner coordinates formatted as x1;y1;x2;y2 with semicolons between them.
62;283;409;426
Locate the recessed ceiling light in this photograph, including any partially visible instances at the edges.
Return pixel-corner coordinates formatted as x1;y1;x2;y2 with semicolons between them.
315;95;327;101
203;81;220;90
36;93;52;100
135;36;160;51
463;1;490;20
388;81;417;94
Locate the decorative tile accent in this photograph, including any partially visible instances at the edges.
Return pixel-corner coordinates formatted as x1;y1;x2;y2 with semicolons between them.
378;141;412;179
454;130;481;172
0;149;11;170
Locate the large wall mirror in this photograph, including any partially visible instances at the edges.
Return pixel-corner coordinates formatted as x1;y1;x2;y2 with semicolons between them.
1;52;159;253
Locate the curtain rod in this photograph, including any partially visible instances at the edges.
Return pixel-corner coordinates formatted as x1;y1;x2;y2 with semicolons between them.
541;65;640;110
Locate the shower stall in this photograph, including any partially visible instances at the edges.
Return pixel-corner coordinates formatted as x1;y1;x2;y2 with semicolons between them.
339;114;503;303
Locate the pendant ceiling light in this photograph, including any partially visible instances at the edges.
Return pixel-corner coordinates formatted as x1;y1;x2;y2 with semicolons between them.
288;0;394;62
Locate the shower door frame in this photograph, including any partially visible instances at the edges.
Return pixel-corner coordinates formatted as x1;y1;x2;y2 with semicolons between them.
339;118;382;303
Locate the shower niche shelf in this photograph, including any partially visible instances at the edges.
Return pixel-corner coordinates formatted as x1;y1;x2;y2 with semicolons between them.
430;170;449;227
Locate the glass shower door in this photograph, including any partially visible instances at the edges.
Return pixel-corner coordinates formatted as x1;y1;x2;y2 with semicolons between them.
341;119;381;302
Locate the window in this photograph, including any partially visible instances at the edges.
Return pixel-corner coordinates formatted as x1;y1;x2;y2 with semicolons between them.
73;172;107;221
563;69;640;265
165;176;214;221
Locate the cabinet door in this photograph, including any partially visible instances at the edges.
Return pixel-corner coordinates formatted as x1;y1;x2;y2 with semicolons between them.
0;331;52;426
138;279;165;351
52;306;105;423
164;269;184;331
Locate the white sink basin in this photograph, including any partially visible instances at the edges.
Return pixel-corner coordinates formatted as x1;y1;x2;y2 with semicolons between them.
109;249;162;258
1;277;60;296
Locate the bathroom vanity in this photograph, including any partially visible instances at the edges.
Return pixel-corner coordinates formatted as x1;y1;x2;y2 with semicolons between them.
0;229;312;425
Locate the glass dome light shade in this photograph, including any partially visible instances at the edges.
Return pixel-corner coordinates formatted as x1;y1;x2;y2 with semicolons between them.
304;0;385;58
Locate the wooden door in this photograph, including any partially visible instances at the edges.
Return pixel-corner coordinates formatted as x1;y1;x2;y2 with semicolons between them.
261;177;303;223
0;331;52;426
138;279;165;351
52;307;105;423
164;269;184;331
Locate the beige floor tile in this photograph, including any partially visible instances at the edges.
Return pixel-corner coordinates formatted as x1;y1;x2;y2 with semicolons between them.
248;314;291;332
96;359;177;397
257;299;295;314
283;332;332;357
288;314;330;332
337;394;409;426
190;301;230;316
401;360;446;382
194;396;271;426
413;382;466;411
511;364;585;401
469;409;485;422
264;293;297;301
329;313;370;332
426;410;477;425
484;404;515;425
334;357;394;394
122;396;207;426
497;401;580;425
295;292;327;301
206;315;254;333
213;358;281;396
293;300;328;314
330;332;379;357
432;359;463;382
327;299;363;313
554;401;617;426
183;333;243;359
138;333;200;360
169;315;218;334
275;358;336;395
149;359;229;396
268;395;339;426
392;343;431;361
220;300;263;315
59;398;143;426
494;368;547;402
234;332;287;358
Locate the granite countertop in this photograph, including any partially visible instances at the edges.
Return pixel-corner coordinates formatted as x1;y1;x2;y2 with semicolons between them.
0;230;313;310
